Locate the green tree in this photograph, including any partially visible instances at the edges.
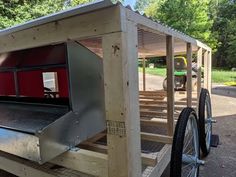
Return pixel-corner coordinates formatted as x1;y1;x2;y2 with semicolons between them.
141;0;216;49
0;0;125;29
213;0;236;67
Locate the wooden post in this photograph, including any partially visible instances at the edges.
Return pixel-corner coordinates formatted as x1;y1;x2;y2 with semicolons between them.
102;22;142;177
203;50;208;89
142;57;146;91
186;43;192;107
166;35;175;136
207;51;212;94
197;47;203;103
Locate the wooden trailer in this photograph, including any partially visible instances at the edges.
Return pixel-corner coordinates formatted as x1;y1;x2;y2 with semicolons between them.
0;1;213;177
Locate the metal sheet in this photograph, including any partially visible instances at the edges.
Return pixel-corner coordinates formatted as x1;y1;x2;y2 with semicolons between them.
0;128;40;162
0;102;68;134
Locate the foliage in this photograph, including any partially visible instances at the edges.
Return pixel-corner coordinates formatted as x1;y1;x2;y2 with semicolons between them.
0;0;123;30
142;0;216;49
213;0;236;67
0;0;66;29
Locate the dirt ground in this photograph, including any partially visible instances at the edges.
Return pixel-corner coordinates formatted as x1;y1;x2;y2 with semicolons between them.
1;73;236;177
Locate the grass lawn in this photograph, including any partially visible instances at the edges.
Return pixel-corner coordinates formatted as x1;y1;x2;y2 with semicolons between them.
139;67;236;85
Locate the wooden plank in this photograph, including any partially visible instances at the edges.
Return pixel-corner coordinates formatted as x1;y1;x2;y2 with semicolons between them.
52;149;108;177
0;155;55;177
144;145;171;177
143;57;146;91
139;91;166;96
197;47;202;104
186;43;192;107
139;100;196;106
207;51;212;94
81;142;158;167
0;6;122;53
102;21;142;177
140;104;185;111
141;118;178;128
141;132;173;144
139;95;165;100
203;50;208;89
140;110;179;118
166;35;175;136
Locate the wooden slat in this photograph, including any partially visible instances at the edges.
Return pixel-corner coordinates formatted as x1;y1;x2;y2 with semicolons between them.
141;132;173;144
80;142;157;167
197;47;202;103
207;51;212;94
139;95;165;99
140;110;179;117
204;50;208;89
166;35;175;136
145;145;171;177
139;91;166;96
187;43;192;107
52;149;108;177
141;118;178;128
140;104;185;111
142;57;146;91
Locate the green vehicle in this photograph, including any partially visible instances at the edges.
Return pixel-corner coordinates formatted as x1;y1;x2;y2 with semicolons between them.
163;56;197;91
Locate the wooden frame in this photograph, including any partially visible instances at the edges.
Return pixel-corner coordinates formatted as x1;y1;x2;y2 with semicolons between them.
0;2;212;177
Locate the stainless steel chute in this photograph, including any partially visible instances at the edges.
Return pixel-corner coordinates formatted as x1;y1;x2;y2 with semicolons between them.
0;41;105;163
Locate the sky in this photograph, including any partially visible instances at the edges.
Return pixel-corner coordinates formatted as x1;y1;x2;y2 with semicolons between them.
124;0;136;8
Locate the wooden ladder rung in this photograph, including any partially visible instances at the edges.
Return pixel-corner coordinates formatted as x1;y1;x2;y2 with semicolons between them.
141;132;173;144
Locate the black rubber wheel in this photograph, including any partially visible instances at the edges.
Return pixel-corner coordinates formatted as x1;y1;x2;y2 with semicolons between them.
198;88;212;157
170;108;200;177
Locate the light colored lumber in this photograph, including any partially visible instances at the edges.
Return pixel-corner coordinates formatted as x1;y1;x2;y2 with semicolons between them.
80;142;157;167
0;6;123;53
139;95;165;100
141;132;173;144
142;57;146;91
204;50;208;89
0;155;55;177
140;104;185;111
140;110;179;118
166;35;175;136
207;51;212;94
102;20;142;177
197;47;202;104
141;118;177;128
139;91;166;96
52;149;108;177
186;42;192;107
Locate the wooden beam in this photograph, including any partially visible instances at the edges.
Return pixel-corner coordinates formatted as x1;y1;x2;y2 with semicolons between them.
0;6;122;53
203;50;208;89
141;132;173;144
166;35;175;136
140;110;179;118
186;43;192;107
102;21;142;177
197;47;203;104
207;51;212;94
0;155;55;177
143;57;146;91
52;149;108;177
144;145;171;177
